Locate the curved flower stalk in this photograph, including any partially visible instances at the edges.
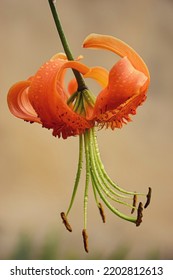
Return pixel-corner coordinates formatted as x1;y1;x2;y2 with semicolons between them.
7;1;151;252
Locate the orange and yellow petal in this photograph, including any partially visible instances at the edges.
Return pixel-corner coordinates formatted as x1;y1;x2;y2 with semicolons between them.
92;57;148;117
7;80;40;123
84;66;109;88
93;89;146;129
90;58;148;128
68;78;78;95
28;58;92;138
68;66;108;96
83;34;150;129
83;33;150;81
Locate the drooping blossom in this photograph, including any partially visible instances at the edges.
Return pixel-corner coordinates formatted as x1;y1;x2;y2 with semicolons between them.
8;34;150;138
7;34;151;252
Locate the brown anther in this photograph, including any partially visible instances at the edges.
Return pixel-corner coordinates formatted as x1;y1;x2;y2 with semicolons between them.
82;229;89;253
60;212;72;232
136;202;143;227
144;187;152;208
131;194;137;214
98;203;106;223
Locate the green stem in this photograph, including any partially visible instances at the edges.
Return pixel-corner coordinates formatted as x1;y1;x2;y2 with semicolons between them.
66;135;83;216
48;0;87;91
83;131;90;229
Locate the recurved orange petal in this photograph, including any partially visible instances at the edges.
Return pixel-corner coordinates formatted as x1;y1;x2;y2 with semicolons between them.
90;58;148;128
68;66;108;96
92;57;148;113
84;66;109;88
28;57;92;138
83;34;150;129
83;33;150;81
7;80;40;123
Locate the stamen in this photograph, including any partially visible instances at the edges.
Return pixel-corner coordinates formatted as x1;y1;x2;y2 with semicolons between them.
144;187;152;208
82;229;89;253
91;128;140;196
88;130;136;223
66;135;83;216
98;202;106;223
60;212;72;232
67;91;78;105
136;202;143;227
131;194;137;214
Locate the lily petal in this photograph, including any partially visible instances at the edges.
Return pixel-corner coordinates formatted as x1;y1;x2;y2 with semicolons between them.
90;57;148;128
7;80;40;123
50;52;67;61
68;78;78;95
56;60;90;80
83;34;150;129
68;66;109;95
28;58;92;138
84;66;109;88
94;57;147;110
83;33;150;81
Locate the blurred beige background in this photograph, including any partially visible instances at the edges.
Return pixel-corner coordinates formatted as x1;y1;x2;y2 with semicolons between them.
0;0;173;259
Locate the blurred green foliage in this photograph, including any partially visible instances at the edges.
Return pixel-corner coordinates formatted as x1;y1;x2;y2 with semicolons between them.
6;231;163;260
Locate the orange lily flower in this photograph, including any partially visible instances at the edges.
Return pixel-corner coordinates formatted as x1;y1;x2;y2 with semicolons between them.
8;54;93;139
8;34;150;137
7;33;151;252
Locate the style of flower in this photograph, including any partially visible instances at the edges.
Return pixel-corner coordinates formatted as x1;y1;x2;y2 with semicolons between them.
7;33;151;252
